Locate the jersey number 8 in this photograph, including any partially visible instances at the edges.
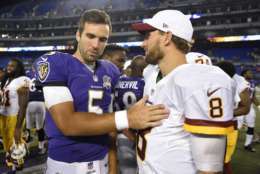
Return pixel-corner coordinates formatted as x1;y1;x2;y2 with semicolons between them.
209;97;223;118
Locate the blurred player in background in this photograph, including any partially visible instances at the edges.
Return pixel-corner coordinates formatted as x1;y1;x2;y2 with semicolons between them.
103;44;128;72
186;54;248;174
0;67;5;148
240;69;259;151
186;52;212;65
0;59;30;171
0;67;5;81
114;55;147;174
133;9;236;174
34;9;168;174
26;66;46;154
122;60;132;77
216;61;251;174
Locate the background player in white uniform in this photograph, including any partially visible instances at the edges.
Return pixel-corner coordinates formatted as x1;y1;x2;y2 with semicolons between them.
216;61;251;174
240;69;259;152
0;67;5;146
133;10;237;174
186;52;212;65
0;59;30;171
186;53;243;174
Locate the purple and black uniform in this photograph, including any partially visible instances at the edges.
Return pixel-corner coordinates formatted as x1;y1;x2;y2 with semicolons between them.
115;76;145;110
34;52;120;163
26;70;44;102
114;75;145;174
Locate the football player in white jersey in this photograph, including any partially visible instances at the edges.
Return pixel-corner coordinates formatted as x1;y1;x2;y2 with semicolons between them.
133;10;236;174
0;59;30;171
216;61;251;174
186;52;212;65
241;69;259;151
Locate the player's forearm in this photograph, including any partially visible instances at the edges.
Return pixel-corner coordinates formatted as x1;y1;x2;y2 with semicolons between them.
49;103;118;136
234;106;249;116
234;90;251;116
66;112;117;136
16;87;29;129
234;101;250;116
252;97;259;106
49;97;169;136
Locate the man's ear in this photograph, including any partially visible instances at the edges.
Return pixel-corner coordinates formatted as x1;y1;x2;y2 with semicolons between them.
163;32;172;46
76;30;80;42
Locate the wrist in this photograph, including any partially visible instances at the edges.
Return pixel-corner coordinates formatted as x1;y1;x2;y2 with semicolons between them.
114;110;129;131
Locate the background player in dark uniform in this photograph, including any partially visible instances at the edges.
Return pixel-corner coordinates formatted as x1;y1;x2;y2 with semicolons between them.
34;9;169;174
114;55;147;174
26;67;46;154
103;44;128;72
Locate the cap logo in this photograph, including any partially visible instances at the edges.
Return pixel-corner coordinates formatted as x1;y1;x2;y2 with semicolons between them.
163;23;169;28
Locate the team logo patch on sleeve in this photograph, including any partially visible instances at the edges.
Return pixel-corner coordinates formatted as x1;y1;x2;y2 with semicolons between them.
37;61;50;82
103;75;111;89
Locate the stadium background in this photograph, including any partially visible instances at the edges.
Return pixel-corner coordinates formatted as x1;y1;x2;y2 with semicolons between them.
0;0;259;173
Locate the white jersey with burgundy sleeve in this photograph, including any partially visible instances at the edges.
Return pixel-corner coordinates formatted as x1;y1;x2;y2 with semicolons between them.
174;64;235;135
233;74;249;95
137;65;196;174
233;74;257;129
0;76;30;116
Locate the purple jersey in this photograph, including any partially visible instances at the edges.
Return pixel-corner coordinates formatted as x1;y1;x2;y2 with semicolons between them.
34;52;120;162
27;69;44;102
115;76;145;110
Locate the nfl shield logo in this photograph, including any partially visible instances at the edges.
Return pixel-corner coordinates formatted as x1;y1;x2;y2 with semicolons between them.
37;61;50;82
103;75;111;89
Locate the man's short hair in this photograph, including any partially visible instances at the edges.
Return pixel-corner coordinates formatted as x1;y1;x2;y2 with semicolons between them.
102;44;128;58
216;61;236;78
78;9;112;35
241;69;251;77
171;35;192;54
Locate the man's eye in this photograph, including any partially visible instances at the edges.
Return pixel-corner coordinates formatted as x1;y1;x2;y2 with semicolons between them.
86;33;95;39
100;38;108;42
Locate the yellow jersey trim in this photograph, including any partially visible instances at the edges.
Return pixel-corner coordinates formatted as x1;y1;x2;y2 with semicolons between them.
184;123;234;135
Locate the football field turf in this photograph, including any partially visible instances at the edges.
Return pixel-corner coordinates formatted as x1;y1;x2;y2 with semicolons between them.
232;105;260;174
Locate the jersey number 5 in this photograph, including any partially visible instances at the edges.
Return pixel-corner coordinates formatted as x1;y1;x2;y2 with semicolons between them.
88;90;104;114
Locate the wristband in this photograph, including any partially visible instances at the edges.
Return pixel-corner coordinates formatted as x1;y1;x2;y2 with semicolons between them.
115;110;129;130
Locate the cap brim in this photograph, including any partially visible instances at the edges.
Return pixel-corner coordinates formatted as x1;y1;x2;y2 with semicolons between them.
132;23;156;34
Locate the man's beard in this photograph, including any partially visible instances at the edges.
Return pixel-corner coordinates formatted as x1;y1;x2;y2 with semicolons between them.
145;47;163;65
6;71;14;78
79;45;99;64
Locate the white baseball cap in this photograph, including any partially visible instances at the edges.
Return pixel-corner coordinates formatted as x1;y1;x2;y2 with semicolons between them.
132;10;193;43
